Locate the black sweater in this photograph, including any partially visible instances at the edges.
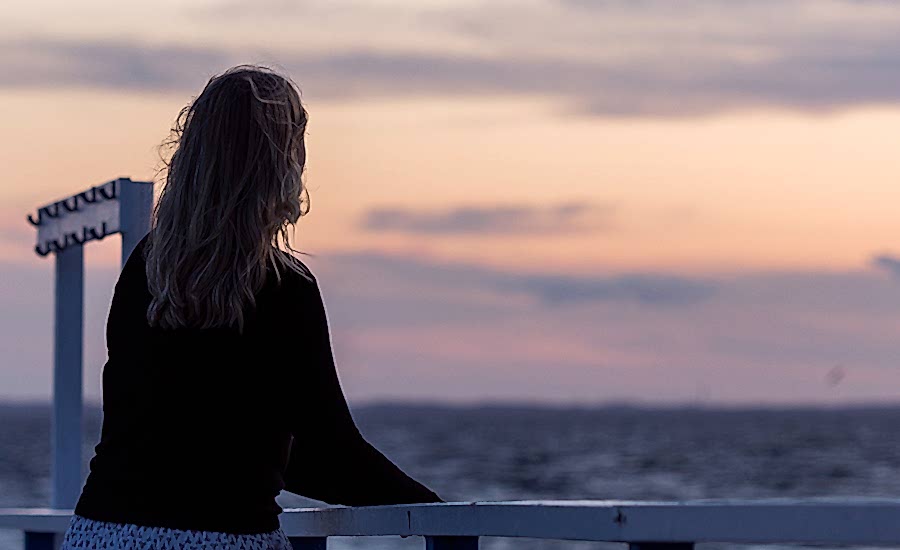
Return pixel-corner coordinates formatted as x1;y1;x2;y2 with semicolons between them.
74;235;441;534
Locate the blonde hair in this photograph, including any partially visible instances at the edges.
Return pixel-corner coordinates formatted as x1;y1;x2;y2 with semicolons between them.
145;65;310;332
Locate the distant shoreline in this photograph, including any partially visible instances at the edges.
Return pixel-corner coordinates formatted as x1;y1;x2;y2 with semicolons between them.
4;399;900;413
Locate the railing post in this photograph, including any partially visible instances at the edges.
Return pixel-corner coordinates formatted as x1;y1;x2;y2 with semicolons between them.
425;536;479;549
24;532;57;550
629;543;694;550
37;178;153;511
51;244;84;509
118;178;153;265
288;536;327;549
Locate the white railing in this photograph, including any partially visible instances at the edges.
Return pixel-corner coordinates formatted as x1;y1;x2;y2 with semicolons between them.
3;499;900;549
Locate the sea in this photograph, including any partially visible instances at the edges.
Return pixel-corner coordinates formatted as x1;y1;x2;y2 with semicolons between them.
2;403;900;550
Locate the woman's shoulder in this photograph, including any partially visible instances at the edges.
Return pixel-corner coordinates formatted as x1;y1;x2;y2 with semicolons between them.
114;233;151;289
266;248;318;292
259;252;324;328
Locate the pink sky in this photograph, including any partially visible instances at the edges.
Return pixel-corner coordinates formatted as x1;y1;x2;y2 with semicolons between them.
3;0;900;405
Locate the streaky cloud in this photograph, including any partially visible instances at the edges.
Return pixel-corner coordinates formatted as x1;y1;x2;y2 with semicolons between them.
361;202;611;235
0;38;229;92
324;251;716;307
872;254;900;278
2;26;900;116
515;273;714;306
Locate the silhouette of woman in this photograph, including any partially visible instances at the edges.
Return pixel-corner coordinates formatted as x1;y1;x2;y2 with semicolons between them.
61;65;442;549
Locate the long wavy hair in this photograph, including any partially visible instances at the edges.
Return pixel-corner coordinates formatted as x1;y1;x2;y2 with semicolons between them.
145;65;310;333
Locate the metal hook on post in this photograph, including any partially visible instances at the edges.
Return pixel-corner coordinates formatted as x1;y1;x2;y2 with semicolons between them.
48;239;65;254
34;242;52;256
86;222;110;241
43;204;61;219
78;187;98;204
66;231;85;246
61;196;80;213
97;181;117;201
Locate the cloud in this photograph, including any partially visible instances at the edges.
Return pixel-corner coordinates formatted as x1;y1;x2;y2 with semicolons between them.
7;250;900;403
872;254;900;278
4;0;900;115
360;202;611;235
317;251;716;309
513;273;714;306
299;252;900;404
0;39;229;92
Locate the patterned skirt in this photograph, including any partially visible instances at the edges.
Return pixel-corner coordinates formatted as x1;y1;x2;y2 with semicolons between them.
61;514;293;550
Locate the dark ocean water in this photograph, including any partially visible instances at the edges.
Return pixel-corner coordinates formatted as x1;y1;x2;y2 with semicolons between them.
2;403;900;549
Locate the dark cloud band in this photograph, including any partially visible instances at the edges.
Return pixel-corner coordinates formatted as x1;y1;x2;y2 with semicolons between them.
2;21;900;117
361;202;611;235
326;251;716;307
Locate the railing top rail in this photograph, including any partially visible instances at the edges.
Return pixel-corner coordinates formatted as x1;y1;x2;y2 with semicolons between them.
0;508;71;533
3;499;900;545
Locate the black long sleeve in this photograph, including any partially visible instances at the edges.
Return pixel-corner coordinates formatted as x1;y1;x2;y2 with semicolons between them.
75;235;441;535
281;275;442;506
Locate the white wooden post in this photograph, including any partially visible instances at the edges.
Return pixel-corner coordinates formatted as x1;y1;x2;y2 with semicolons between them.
51;244;84;509
28;177;153;511
118;178;154;264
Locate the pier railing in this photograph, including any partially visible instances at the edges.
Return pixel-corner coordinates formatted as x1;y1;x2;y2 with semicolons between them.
3;499;900;549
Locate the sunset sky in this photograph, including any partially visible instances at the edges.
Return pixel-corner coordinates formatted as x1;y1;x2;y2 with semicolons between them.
3;0;900;404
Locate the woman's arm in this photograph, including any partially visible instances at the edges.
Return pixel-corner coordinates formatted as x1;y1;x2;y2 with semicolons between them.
281;275;442;505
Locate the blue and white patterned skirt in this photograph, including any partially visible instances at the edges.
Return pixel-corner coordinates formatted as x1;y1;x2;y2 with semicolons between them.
61;514;293;549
